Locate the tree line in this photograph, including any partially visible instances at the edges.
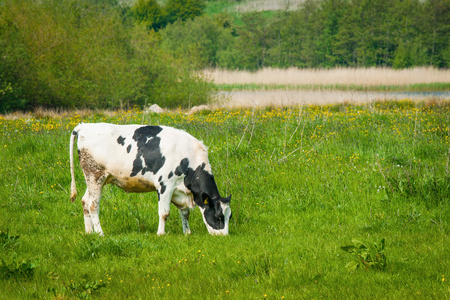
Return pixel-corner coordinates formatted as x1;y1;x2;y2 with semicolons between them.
161;0;449;70
1;0;449;112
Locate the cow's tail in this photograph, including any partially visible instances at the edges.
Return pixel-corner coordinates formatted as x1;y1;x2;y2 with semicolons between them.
70;127;79;202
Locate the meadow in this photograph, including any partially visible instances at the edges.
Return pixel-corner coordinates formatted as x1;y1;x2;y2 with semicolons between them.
0;100;449;299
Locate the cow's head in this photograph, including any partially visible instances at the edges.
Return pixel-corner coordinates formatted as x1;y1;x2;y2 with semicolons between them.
179;159;232;235
198;195;231;235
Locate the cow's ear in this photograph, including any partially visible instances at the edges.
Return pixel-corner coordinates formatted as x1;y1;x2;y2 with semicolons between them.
220;195;231;204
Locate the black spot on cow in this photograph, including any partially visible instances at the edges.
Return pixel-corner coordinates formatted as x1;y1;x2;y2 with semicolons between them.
160;181;166;195
158;176;163;182
130;126;165;177
168;171;174;179
183;162;226;230
126;144;132;153
175;158;189;176
117;136;126;146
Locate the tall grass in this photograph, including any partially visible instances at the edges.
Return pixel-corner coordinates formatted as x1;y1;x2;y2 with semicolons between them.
0;101;449;298
205;67;450;86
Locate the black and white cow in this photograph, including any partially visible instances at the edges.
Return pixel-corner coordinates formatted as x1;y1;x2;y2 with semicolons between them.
69;123;231;236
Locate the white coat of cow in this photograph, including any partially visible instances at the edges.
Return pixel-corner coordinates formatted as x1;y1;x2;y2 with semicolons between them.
69;123;231;236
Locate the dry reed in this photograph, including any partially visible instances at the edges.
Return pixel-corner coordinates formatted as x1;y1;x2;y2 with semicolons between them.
1;107;118;120
204;67;450;86
218;90;447;107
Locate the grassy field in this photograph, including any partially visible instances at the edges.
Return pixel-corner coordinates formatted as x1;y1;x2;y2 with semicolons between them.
0;100;449;299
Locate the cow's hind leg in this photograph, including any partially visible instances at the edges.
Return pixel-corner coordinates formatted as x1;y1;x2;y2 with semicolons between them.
79;149;107;236
81;190;93;233
179;208;191;235
81;180;105;236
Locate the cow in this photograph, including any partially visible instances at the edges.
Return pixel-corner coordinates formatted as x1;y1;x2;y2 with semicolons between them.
69;123;231;236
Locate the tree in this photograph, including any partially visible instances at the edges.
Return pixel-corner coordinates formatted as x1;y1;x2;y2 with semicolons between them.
316;0;345;67
420;0;450;67
231;12;272;70
165;0;205;24
160;16;234;68
131;0;165;31
0;0;212;112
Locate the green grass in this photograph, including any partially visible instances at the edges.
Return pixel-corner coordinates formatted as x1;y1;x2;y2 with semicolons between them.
0;100;449;299
215;82;450;92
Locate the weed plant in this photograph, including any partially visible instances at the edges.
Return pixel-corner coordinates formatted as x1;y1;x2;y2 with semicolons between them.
0;100;449;298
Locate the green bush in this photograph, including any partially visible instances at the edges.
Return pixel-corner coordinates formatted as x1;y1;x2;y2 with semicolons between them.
160;16;234;68
131;0;166;31
0;0;212;112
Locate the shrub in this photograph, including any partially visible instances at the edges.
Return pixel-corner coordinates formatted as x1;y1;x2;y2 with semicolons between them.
0;0;212;112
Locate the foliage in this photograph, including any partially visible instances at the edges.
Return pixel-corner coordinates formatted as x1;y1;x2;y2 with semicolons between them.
341;238;387;271
65;278;106;299
48;276;106;299
0;230;20;250
165;0;205;24
130;0;205;31
131;0;166;31
0;0;212;112
0;258;37;280
0;100;449;298
160;16;234;68
160;0;450;69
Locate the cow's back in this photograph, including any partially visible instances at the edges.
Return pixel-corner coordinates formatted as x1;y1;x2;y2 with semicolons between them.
74;123;212;181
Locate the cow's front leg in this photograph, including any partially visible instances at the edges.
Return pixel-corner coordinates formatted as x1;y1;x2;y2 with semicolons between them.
157;190;173;236
179;208;191;235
